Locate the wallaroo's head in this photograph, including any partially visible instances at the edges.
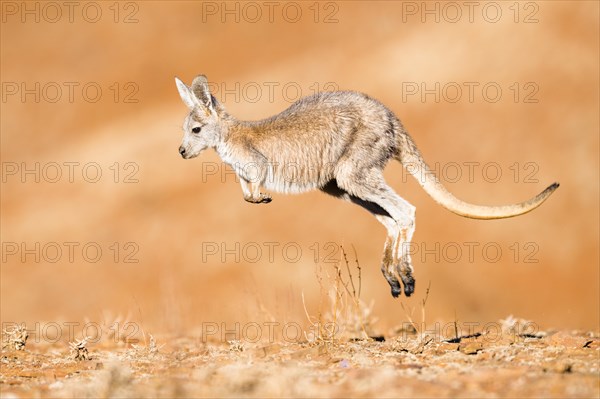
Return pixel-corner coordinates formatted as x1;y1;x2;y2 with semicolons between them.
175;75;223;159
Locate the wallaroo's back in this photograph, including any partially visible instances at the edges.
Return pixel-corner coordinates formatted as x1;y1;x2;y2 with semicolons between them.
176;75;559;298
219;90;404;194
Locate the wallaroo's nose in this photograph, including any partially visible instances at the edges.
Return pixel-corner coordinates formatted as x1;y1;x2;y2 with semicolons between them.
179;146;186;156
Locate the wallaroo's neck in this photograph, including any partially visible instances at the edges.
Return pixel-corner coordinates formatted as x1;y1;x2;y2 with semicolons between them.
212;97;236;138
213;104;243;161
213;98;260;141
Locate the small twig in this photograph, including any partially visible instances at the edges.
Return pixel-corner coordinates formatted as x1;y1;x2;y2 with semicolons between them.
340;245;357;298
336;266;351;293
444;332;481;344
421;281;431;328
337;246;370;340
69;337;90;361
3;324;28;351
314;263;326;334
350;245;362;300
301;291;316;325
332;261;343;344
401;302;418;333
133;295;146;346
301;291;320;343
453;310;459;342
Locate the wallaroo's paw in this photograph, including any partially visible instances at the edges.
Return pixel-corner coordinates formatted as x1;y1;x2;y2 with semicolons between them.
402;276;415;297
244;195;272;204
386;277;403;298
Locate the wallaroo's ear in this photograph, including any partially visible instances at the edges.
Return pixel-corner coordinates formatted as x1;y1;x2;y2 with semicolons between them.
175;77;198;110
190;75;214;110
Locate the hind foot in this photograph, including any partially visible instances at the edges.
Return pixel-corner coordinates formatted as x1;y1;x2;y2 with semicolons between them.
401;273;415;297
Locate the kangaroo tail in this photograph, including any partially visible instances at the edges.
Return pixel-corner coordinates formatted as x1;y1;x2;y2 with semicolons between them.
396;132;559;220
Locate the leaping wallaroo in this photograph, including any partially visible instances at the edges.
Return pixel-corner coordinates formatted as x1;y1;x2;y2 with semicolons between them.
176;75;559;297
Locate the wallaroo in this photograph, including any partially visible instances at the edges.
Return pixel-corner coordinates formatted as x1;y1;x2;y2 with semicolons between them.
175;75;559;298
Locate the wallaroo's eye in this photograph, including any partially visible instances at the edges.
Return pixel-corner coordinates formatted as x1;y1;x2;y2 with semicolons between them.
192;127;201;133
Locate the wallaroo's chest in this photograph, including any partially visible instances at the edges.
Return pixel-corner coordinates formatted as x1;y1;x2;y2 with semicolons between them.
214;142;330;194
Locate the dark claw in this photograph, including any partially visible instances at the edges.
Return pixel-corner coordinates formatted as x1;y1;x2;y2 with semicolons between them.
402;275;415;297
388;278;402;298
261;197;272;204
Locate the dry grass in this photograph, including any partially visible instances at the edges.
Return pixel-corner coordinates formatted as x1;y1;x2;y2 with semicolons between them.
303;245;377;344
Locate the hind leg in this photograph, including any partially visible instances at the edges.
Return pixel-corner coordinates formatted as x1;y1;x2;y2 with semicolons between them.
392;220;416;297
334;170;417;297
379;222;403;297
321;181;403;296
321;180;409;297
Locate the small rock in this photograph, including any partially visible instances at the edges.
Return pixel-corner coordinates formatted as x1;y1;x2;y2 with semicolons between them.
459;342;483;355
396;363;423;370
548;332;590;348
553;361;573;374
252;344;281;358
291;345;327;359
433;342;459;355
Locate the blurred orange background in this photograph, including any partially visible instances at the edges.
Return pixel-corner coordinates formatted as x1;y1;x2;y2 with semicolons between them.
1;1;598;337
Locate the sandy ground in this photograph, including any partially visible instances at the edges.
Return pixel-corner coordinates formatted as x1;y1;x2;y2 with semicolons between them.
1;323;599;398
2;260;599;398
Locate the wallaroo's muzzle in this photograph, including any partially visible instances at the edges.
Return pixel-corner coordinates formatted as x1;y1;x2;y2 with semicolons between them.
179;146;186;157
